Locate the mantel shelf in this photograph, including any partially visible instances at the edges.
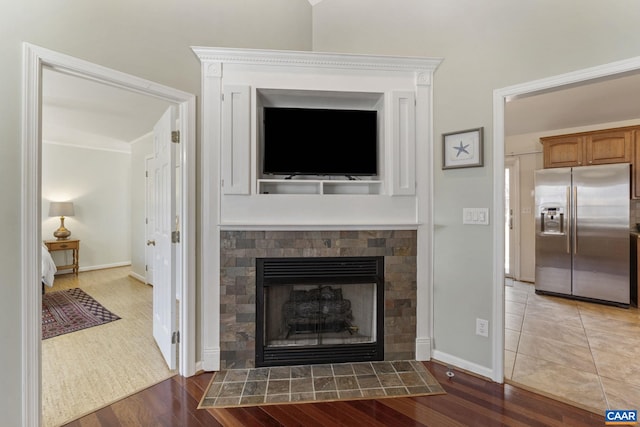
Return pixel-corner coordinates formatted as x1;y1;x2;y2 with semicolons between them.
257;179;383;195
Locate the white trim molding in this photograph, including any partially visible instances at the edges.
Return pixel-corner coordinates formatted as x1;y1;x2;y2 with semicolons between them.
21;42;197;427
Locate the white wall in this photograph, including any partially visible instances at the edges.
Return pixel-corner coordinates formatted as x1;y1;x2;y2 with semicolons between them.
42;142;132;271
312;0;640;372
507;118;640;282
131;134;154;279
3;2;312;424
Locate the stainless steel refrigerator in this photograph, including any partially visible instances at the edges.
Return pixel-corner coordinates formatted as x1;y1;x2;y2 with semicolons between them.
535;163;630;306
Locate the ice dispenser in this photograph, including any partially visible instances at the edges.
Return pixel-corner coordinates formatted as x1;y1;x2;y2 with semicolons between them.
540;207;564;234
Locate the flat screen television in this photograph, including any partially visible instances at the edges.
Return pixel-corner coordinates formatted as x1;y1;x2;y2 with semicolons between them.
263;107;377;177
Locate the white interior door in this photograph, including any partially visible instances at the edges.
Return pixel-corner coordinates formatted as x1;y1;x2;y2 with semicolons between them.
152;106;177;369
504;157;519;279
145;155;155;286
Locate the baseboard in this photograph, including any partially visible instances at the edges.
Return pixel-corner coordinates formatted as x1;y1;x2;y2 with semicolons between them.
202;347;220;372
431;350;495;381
415;337;432;360
55;262;132;275
128;271;146;283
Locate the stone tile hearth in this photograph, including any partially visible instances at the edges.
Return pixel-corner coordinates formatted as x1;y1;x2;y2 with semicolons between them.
219;230;417;369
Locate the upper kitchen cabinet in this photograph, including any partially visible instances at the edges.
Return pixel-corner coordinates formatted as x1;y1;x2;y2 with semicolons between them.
541;135;584;168
586;128;633;165
542;127;634;168
541;125;640;198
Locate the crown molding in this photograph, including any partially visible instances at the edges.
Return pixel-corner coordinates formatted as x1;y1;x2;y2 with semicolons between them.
191;46;442;74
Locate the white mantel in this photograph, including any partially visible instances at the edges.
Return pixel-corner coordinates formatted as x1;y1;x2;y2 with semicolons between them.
192;46;441;370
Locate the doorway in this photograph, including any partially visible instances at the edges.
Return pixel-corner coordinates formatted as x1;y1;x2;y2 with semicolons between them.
21;43;196;427
494;56;640;386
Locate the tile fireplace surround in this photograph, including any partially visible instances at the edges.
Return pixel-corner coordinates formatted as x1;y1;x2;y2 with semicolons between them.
219;230;417;369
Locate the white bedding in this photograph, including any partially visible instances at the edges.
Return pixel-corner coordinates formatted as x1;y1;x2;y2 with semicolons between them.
42;243;57;287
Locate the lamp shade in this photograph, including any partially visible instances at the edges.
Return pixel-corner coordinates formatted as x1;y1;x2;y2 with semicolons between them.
48;201;75;217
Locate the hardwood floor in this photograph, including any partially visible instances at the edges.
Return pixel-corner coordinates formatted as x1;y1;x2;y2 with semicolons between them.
63;361;604;426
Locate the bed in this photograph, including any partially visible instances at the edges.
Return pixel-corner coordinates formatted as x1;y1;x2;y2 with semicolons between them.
42;243;57;293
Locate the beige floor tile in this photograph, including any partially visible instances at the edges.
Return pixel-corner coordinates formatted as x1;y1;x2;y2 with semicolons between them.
600;376;640;410
504;350;516;380
506;300;526;316
580;314;640;336
577;301;640;323
591;348;640;389
584;328;640;360
504;329;520;352
505;287;640;414
524;305;584;330
511;281;535;294
517;333;596;373
521;315;589;348
511;353;606;412
505;287;528;304
505;312;523;332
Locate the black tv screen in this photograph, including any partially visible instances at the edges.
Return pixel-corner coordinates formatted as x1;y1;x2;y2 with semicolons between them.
263;107;377;176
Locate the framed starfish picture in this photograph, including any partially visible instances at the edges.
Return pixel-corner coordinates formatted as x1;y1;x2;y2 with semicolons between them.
442;127;484;169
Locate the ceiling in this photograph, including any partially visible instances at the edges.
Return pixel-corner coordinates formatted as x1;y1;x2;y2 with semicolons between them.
42;64;640;152
505;70;640;137
42;68;172;152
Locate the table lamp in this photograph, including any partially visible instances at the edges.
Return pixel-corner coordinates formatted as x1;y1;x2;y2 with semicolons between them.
48;201;75;240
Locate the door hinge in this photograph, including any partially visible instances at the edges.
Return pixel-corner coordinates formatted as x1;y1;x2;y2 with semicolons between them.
145;170;148;178
172;331;180;344
171;130;180;143
145;264;148;272
172;230;180;243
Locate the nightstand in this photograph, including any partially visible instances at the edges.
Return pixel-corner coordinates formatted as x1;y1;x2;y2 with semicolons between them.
44;239;80;275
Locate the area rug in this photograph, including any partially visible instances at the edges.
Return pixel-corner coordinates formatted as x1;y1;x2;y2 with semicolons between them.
198;360;445;408
42;288;120;339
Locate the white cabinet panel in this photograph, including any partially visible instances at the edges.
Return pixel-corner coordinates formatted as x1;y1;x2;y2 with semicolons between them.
222;85;250;194
391;91;416;196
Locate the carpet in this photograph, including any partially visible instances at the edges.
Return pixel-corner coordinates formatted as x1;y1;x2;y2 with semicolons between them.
199;360;445;408
42;288;120;339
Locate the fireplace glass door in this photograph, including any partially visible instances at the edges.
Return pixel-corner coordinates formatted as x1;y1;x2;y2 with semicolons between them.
265;282;377;347
256;256;384;367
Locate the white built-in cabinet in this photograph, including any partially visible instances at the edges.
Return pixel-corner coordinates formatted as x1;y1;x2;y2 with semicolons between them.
193;47;441;227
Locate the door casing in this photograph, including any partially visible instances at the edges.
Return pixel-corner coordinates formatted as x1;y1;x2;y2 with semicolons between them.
21;42;196;427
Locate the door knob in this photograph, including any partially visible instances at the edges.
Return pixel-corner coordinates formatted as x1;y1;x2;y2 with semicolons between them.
147;240;156;246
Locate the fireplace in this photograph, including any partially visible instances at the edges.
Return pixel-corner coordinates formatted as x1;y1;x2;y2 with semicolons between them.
256;256;384;367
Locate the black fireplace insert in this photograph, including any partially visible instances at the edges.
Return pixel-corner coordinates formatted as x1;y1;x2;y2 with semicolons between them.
256;256;384;367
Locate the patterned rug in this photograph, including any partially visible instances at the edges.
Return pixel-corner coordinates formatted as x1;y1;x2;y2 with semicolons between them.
199;360;445;408
42;288;120;339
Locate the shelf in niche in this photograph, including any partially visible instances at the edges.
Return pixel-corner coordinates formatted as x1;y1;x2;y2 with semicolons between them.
258;179;382;195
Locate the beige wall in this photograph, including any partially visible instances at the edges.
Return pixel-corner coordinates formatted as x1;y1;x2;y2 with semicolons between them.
1;1;311;425
312;0;640;368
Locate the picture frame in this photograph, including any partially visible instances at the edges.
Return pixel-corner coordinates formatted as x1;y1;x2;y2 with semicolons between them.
442;127;484;169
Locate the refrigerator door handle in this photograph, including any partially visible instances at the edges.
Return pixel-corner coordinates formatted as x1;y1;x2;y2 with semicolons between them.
566;186;571;253
573;186;578;254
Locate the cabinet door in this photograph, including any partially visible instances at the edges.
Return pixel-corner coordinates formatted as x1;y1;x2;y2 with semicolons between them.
542;136;584;168
586;129;633;165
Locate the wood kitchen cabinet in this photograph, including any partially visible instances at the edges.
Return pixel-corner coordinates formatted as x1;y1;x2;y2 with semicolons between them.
586;128;633;165
542;128;633;169
542;135;585;168
542;125;640;198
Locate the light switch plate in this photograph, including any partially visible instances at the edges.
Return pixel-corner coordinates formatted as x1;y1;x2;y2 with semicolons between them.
463;208;489;225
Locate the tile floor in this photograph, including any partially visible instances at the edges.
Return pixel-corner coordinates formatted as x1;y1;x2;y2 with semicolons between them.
505;278;640;413
200;360;445;408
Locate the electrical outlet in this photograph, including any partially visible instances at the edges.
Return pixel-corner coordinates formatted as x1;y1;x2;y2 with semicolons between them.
476;318;489;337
